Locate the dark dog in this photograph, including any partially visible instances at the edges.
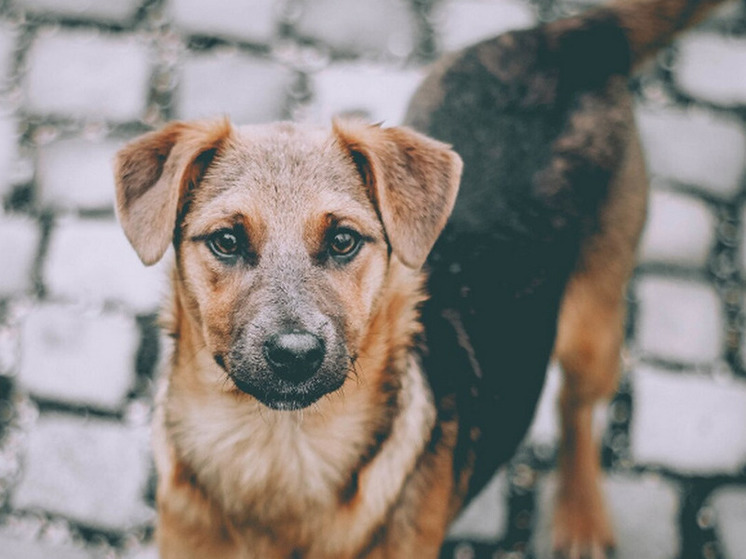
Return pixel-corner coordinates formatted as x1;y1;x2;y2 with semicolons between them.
113;0;725;556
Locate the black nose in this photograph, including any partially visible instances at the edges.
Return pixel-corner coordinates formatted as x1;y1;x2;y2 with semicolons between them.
263;331;325;382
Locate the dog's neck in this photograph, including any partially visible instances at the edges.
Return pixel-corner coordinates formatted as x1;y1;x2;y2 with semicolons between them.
157;259;437;554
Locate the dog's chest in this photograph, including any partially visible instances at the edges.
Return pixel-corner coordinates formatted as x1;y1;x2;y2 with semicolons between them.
170;391;377;521
161;357;438;555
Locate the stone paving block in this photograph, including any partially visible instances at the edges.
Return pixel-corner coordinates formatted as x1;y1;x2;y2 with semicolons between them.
0;530;93;559
674;33;746;107
447;471;507;542
0;215;40;296
0;111;19;198
0;322;20;375
176;50;293;123
710;486;746;559
532;473;680;559
24;30;151;121
122;544;158;559
308;63;424;126
639;189;716;267
0;22;18;87
12;414;152;531
635;105;745;198
37;137;120;211
635;277;722;364
528;362;561;446
18;304;138;410
170;0;278;43
433;0;536;52
294;0;416;57
44;218;167;313
13;0;140;23
630;366;746;474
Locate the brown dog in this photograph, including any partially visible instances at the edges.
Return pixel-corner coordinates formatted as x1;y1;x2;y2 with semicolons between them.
114;0;725;557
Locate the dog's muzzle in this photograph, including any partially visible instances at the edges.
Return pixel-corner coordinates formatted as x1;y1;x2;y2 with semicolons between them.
226;321;347;411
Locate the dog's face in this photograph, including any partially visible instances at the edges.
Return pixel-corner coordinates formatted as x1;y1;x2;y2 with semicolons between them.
114;120;461;410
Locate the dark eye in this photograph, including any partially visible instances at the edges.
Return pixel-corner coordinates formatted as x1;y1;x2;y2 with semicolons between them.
329;229;362;260
207;229;240;258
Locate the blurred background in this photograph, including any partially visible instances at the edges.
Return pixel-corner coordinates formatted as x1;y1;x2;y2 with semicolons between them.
0;0;744;557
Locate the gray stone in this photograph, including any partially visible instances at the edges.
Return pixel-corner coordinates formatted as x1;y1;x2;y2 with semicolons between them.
0;111;19;197
0;215;40;296
307;63;425;126
639;189;716;268
295;0;416;57
0;530;93;559
635;277;722;364
532;473;680;559
37;137;119;211
674;33;746;107
0;22;18;87
12;414;152;531
528;362;561;446
170;0;278;43
447;471;507;541
176;50;293;123
630;366;746;473
121;544;159;559
13;0;140;22
44;218;167;313
24;30;151;121
710;486;746;559
433;0;536;52
636;105;745;198
18;304;138;410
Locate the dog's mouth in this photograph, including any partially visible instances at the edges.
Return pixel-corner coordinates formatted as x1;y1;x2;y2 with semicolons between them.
227;369;347;411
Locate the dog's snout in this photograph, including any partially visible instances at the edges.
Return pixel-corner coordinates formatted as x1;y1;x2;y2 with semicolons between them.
263;331;325;382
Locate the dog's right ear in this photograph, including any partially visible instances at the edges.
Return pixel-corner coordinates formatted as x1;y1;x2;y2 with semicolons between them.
114;119;233;266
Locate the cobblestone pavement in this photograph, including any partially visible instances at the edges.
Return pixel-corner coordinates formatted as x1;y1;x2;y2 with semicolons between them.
0;0;745;558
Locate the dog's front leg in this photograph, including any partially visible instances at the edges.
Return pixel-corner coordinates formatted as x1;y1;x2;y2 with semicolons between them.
155;458;251;559
157;505;242;559
156;482;248;559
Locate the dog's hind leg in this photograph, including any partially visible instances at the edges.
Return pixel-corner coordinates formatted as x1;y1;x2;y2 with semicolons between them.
551;128;648;559
552;274;625;558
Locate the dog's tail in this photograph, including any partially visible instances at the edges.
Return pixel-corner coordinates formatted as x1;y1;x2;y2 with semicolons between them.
605;0;726;67
544;0;728;81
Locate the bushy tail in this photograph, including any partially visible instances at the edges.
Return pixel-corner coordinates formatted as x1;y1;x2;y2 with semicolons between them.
606;0;726;67
545;0;729;78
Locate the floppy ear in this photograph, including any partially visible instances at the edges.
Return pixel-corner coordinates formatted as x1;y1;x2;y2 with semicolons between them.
113;119;233;266
333;120;463;269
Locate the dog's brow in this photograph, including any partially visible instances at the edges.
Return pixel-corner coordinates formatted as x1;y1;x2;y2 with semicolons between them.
319;210;382;239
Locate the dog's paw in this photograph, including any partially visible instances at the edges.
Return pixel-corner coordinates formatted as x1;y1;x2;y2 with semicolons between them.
551;493;615;559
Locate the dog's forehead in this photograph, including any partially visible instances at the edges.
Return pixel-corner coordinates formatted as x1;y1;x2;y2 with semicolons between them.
192;122;374;221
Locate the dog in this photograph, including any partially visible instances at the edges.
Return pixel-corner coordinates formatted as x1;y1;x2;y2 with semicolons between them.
113;0;725;556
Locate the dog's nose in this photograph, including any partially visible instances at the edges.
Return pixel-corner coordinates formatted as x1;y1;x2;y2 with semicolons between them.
263;331;325;382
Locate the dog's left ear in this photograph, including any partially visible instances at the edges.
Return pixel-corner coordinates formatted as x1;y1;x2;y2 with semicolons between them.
114;119;233;266
333;120;463;269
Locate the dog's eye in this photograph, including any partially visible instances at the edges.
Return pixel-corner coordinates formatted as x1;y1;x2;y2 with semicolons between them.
208;229;240;257
329;229;362;260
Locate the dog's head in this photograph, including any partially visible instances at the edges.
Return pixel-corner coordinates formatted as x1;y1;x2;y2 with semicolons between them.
114;119;461;410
